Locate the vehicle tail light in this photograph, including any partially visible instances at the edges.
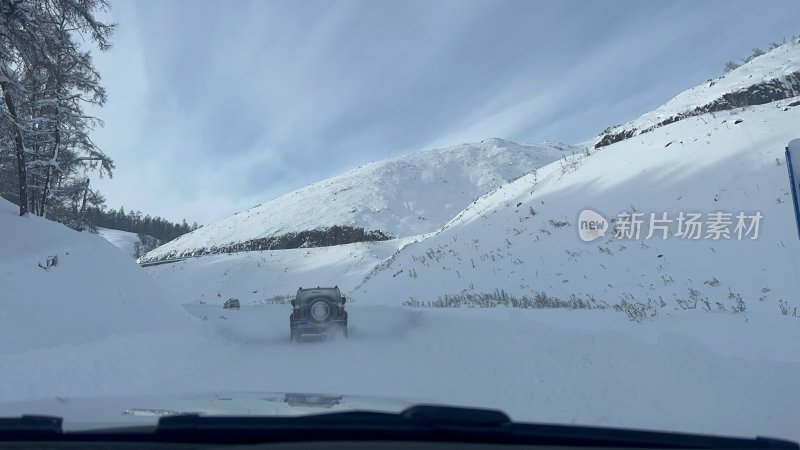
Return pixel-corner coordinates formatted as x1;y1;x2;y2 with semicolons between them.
337;304;344;316
293;307;301;318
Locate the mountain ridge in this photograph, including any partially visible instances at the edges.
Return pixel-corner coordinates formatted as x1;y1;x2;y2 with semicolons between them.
596;39;800;148
141;138;575;262
146;39;800;319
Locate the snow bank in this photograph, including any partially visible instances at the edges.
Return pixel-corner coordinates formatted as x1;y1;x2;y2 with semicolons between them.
0;198;193;354
96;227;143;258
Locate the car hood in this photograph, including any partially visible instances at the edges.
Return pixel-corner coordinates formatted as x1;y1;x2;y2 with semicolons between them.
0;392;418;431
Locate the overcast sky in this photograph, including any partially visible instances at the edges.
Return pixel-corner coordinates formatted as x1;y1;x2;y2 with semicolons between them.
88;0;800;224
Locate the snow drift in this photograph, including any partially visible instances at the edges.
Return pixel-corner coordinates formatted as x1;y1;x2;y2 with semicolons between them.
0;198;192;354
96;227;159;258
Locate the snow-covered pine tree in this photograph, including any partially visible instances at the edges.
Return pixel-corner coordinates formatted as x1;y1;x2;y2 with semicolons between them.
0;0;114;221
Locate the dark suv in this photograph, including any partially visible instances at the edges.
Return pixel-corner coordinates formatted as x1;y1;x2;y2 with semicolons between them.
290;286;348;341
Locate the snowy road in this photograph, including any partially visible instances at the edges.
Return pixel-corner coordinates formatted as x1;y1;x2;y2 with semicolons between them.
148;304;800;440
2;302;799;439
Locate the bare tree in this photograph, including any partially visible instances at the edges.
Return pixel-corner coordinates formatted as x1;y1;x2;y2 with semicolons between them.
723;60;740;73
742;47;765;64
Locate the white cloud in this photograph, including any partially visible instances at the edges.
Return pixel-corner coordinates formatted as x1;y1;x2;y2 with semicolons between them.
86;0;800;224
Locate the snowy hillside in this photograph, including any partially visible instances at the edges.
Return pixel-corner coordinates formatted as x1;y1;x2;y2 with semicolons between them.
597;39;800;147
142;139;573;262
146;41;800;319
355;101;800;316
147;238;417;305
96;227;158;258
148;101;800;318
0;198;192;354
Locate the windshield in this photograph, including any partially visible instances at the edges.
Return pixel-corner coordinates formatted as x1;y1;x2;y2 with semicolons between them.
1;0;799;442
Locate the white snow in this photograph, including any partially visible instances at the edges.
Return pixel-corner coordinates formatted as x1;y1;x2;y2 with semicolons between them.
148;102;800;319
130;101;800;441
353;103;800;316
137;68;800;440
143;139;573;261
147;238;418;305
0;198;193;354
96;227;144;258
2;303;797;439
603;39;800;140
167;305;798;439
2;42;800;443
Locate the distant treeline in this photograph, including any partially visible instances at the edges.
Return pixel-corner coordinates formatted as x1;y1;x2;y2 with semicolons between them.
85;206;200;243
140;225;391;262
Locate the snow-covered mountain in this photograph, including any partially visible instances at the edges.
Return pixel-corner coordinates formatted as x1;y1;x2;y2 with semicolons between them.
355;101;800;315
148;40;800;319
141;139;574;262
351;41;800;314
597;39;800;147
149;100;800;316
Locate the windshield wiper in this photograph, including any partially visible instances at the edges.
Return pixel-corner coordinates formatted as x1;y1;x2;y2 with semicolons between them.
153;405;512;444
153;405;797;449
1;406;797;449
0;415;62;440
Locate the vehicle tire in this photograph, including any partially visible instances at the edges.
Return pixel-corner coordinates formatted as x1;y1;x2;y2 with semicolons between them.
309;299;332;322
341;326;348;339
